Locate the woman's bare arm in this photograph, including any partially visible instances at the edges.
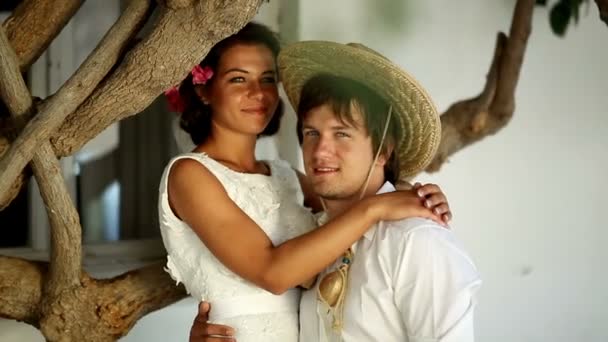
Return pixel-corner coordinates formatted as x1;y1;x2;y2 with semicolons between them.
170;159;375;294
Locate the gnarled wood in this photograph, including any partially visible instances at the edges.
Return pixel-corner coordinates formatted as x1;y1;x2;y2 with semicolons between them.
0;256;187;341
0;1;261;340
0;256;46;325
426;0;534;172
0;25;83;316
162;0;196;9
52;0;264;156
0;0;153;206
0;0;264;210
2;0;84;72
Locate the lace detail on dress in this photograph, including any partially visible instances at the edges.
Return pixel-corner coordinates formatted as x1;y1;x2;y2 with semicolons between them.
158;153;316;341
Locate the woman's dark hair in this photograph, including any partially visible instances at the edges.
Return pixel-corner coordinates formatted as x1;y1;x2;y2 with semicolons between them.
296;74;402;184
178;22;283;145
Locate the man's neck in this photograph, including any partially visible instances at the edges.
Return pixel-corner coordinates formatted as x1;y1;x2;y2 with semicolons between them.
324;181;385;219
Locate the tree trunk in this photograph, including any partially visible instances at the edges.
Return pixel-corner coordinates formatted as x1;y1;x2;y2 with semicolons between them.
0;0;265;210
0;256;187;341
2;0;84;72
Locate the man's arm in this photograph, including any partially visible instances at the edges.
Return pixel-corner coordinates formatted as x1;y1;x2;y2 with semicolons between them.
189;302;235;342
392;224;481;342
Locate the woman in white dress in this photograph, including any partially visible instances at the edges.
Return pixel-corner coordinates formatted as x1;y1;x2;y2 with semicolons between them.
158;23;451;342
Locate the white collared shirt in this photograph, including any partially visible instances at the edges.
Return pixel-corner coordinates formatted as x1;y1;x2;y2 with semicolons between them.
299;182;482;342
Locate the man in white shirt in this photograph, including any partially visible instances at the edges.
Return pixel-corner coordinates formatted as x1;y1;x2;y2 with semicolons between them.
190;41;481;342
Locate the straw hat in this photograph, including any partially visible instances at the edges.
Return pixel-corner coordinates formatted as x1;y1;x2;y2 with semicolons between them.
278;41;441;180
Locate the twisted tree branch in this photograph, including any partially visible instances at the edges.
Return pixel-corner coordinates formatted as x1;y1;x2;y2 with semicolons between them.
2;0;84;72
0;0;264;210
426;0;535;172
0;256;187;340
0;256;46;325
0;27;82;310
0;0;153;206
52;0;265;156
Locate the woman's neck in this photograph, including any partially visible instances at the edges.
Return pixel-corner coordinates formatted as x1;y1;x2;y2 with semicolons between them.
196;127;260;172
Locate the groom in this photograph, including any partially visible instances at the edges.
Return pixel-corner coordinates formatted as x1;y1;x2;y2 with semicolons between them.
190;41;481;341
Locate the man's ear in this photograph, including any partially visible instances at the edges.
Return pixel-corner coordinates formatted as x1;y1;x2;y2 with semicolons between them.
375;143;395;167
194;85;209;105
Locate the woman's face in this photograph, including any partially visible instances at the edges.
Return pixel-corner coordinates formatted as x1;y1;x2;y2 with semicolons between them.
200;43;279;137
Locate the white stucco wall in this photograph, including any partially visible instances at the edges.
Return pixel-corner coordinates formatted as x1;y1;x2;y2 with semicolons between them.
299;1;608;341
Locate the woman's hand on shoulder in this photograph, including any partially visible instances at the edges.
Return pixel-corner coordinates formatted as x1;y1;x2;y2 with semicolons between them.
365;182;452;227
412;182;452;225
364;190;444;226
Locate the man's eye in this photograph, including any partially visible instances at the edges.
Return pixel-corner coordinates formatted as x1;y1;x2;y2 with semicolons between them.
304;130;319;137
336;132;350;138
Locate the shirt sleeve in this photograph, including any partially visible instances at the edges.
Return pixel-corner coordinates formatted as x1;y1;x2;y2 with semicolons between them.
390;224;482;342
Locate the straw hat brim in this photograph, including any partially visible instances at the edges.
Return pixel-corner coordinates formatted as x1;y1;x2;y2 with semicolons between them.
278;41;441;180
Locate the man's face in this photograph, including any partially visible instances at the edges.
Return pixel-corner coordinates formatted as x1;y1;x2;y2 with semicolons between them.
301;103;377;200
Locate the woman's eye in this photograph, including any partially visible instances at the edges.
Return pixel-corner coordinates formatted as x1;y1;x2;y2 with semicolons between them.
261;76;277;84
336;132;350;138
229;76;245;83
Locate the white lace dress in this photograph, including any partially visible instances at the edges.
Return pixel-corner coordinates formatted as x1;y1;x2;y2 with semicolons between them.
158;153;317;341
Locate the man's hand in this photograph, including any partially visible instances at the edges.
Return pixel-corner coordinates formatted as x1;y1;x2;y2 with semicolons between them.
189;302;236;342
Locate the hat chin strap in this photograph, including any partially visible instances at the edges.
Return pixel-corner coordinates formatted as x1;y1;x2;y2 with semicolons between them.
358;105;393;200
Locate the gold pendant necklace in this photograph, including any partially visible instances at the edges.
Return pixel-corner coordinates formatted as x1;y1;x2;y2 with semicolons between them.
317;248;353;330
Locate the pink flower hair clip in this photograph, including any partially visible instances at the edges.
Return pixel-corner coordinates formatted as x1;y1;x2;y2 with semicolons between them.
192;65;214;85
164;86;185;113
164;65;214;113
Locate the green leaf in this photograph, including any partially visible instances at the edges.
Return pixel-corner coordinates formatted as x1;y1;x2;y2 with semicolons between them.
550;1;572;36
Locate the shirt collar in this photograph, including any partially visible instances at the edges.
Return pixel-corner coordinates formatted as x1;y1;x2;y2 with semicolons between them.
362;181;396;240
316;182;397;239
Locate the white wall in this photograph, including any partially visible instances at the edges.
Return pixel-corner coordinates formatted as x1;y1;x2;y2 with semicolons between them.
300;1;608;341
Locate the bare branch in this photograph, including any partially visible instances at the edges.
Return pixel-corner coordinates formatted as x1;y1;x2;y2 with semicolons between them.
426;0;534;172
93;262;187;337
0;26;82;303
40;262;187;341
162;0;196;9
0;256;186;339
33;144;83;303
0;0;152;206
0;111;34;210
2;0;84;72
489;0;534;121
0;256;45;325
0;0;263;209
52;0;265;156
0;29;32;116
